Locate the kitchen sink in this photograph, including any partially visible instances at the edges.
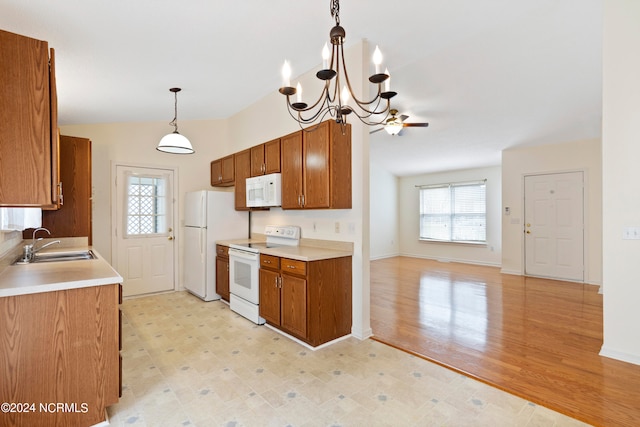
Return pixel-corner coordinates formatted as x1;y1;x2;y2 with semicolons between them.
13;250;97;265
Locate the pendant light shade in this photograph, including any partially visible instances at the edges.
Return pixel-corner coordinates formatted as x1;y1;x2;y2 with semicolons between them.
157;87;194;154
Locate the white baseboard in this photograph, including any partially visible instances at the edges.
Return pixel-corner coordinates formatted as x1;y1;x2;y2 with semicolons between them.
399;252;502;268
599;346;640;366
369;253;401;261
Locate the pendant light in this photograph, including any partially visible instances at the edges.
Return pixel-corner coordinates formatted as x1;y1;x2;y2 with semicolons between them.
157;87;194;154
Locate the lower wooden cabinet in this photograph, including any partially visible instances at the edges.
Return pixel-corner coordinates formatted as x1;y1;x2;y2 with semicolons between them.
259;254;352;347
215;244;230;301
0;284;121;427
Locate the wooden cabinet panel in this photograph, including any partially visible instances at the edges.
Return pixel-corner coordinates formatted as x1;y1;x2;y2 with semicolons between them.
280;121;351;210
303;126;331;208
33;135;92;243
264;139;281;174
211;155;235;187
259;268;281;325
281;258;306;276
281;273;307;340
260;254;280;270
0;29;59;207
215;244;230;301
215;256;230;301
281;131;304;209
234;149;251;210
250;144;265;176
0;284;120;426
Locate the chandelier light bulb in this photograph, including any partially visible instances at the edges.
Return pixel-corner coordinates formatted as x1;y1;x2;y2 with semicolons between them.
385;68;390;92
373;46;383;74
341;85;350;105
322;43;330;69
282;60;292;87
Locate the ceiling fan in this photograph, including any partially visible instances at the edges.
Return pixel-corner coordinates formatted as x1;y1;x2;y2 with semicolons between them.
370;109;429;136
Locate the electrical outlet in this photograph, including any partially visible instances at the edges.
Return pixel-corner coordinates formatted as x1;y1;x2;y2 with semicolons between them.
334;222;340;233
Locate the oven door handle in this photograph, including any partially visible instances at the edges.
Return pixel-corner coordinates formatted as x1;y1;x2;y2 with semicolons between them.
228;248;259;261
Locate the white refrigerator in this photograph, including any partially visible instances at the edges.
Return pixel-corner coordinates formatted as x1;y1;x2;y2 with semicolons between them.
183;190;248;301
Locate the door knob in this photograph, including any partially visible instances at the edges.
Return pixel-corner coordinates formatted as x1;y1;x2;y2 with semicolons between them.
526;230;531;234
168;236;174;240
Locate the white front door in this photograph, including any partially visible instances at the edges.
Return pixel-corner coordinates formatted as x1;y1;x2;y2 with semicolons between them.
524;171;584;282
114;165;176;297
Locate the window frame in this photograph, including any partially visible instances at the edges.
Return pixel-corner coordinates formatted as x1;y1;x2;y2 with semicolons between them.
418;180;487;245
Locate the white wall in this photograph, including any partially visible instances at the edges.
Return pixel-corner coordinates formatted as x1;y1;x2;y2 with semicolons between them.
60;118;231;281
501;139;602;285
369;161;400;259
601;0;640;364
398;166;502;266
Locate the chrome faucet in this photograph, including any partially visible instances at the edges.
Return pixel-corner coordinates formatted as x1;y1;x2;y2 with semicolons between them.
20;228;61;262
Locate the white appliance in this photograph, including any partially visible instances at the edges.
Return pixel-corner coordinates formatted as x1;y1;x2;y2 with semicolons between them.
228;225;301;324
183;190;248;301
246;173;282;208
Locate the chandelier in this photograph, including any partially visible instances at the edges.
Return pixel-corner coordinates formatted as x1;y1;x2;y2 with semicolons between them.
279;0;397;130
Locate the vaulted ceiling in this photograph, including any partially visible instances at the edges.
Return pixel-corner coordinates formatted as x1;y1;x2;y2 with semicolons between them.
0;0;602;176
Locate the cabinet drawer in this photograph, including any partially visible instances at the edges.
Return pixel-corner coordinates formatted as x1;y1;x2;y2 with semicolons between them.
216;244;229;257
281;258;306;276
260;254;280;270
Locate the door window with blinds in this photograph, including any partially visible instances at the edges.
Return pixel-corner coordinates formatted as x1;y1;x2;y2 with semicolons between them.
124;172;171;238
419;180;486;243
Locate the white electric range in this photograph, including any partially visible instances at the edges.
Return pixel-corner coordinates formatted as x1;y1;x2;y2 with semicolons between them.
227;225;300;324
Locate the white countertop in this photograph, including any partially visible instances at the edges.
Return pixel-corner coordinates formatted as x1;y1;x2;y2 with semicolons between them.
217;238;354;261
0;247;123;297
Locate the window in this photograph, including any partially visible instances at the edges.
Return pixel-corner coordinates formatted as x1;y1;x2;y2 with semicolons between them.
419;181;486;243
124;174;169;237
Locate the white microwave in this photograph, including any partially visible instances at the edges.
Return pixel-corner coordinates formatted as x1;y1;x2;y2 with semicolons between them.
246;173;282;207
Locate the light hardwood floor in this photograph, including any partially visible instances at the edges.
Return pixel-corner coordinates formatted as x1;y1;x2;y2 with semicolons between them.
370;257;640;427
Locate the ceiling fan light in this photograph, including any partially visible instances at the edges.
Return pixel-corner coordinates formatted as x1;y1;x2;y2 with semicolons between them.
157;131;194;154
384;123;403;135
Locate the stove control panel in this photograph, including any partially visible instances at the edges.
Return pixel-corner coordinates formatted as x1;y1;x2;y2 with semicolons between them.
264;225;301;241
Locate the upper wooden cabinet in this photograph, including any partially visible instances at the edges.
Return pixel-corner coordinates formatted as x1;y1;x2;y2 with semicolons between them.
31;135;92;243
250;138;281;177
0;29;60;208
281;121;351;209
234;149;251;210
210;154;234;187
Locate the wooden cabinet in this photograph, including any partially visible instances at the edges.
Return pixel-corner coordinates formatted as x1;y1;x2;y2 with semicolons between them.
210;155;234;187
0;29;60;208
259;253;352;347
23;135;92;243
250;138;281;176
0;284;121;426
234;149;251;210
215;244;230;301
281;120;351;209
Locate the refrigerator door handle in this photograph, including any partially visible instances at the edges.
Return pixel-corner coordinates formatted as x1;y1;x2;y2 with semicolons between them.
200;229;205;259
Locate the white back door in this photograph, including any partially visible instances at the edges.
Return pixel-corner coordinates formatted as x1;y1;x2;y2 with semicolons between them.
114;164;176;297
524;171;584;282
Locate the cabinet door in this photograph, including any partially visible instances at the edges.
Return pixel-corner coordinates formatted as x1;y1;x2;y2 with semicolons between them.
234;149;251;210
264;138;281;174
210;159;222;186
259;269;281;325
38;136;92;243
281;273;307;339
0;30;54;207
216;257;229;301
250;144;265;177
221;155;235;183
303;121;331;209
280;131;303;209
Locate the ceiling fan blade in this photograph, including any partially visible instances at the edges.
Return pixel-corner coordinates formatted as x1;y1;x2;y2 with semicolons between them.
402;123;429;128
369;127;385;134
399;114;409;122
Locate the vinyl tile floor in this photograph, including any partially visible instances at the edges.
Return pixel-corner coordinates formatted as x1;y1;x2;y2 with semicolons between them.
107;291;591;427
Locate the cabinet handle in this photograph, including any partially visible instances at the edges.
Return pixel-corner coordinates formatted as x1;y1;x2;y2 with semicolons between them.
287;265;295;269
278;276;282;288
301;194;305;207
57;182;63;206
264;260;271;264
